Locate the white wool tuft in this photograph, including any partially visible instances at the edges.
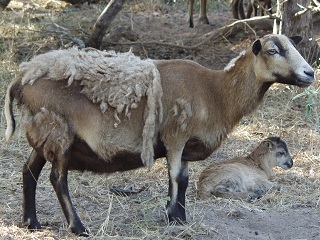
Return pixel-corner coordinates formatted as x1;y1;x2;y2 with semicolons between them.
19;48;163;168
223;50;246;72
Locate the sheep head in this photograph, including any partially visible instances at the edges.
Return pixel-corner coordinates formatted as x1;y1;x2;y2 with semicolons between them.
252;34;315;88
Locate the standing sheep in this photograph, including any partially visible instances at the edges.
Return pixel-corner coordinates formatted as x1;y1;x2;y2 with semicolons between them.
4;34;315;236
198;137;293;200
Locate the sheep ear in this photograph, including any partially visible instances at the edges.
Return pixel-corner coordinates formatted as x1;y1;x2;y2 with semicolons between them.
290;36;303;45
252;39;262;55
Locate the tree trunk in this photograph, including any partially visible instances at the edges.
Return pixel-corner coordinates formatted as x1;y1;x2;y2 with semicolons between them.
87;0;126;49
282;0;319;65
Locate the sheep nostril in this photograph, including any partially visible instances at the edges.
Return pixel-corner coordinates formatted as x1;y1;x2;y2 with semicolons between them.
304;69;315;77
286;159;293;168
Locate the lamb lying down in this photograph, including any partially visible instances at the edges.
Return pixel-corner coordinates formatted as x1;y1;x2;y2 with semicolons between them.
198;137;293;200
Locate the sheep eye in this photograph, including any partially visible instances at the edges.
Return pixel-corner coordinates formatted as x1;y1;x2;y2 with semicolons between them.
267;49;278;55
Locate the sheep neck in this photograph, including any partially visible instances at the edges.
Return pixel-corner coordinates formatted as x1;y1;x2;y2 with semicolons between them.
215;51;273;128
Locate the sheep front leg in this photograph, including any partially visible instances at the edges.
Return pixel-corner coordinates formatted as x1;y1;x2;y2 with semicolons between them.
166;146;189;224
22;150;46;230
49;151;88;237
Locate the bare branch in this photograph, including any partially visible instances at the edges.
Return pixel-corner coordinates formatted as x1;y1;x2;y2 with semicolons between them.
313;0;320;7
273;0;282;34
254;0;273;17
295;2;320;16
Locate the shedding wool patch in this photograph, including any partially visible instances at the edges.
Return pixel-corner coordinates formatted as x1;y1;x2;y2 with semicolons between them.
19;48;163;168
223;50;246;72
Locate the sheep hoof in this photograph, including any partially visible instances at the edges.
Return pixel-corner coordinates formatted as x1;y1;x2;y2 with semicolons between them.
199;16;209;25
78;231;90;237
273;184;281;191
69;224;90;237
248;190;264;201
168;216;188;226
254;189;265;198
22;218;42;231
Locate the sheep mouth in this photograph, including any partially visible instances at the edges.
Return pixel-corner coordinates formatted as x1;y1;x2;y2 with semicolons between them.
282;159;293;169
273;72;315;88
295;71;315;88
296;79;315;88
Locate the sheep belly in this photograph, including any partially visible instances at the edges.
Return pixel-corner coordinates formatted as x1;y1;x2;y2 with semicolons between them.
68;137;145;172
182;138;214;161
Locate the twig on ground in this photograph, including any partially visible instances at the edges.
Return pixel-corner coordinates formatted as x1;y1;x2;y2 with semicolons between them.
49;19;86;48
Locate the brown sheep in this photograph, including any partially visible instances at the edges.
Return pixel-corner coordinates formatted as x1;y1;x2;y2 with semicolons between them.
198;137;292;200
4;34;315;236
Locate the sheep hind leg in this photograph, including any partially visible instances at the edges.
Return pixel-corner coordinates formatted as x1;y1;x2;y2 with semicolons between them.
22;150;46;231
49;151;89;237
199;0;209;24
213;185;251;200
214;190;251;200
176;161;188;221
188;0;195;28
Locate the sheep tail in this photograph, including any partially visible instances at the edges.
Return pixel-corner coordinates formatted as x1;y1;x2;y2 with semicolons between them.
141;64;163;169
4;74;21;141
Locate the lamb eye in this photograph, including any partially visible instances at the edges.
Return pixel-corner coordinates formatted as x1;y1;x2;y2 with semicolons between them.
267;49;278;55
277;151;286;156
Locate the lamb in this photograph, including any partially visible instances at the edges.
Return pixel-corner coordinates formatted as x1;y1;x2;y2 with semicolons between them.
4;34;315;236
198;137;292;200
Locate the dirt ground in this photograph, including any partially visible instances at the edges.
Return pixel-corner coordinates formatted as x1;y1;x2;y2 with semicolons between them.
0;1;320;239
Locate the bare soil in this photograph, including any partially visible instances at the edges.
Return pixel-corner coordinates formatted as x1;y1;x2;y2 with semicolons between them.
0;1;320;239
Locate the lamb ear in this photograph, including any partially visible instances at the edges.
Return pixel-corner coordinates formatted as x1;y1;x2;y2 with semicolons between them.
263;140;274;150
290;36;303;45
252;39;262;55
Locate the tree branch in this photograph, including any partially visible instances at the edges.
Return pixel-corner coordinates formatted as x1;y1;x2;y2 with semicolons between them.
295;2;320;16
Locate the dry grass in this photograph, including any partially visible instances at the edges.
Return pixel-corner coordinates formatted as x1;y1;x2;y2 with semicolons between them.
0;0;320;239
